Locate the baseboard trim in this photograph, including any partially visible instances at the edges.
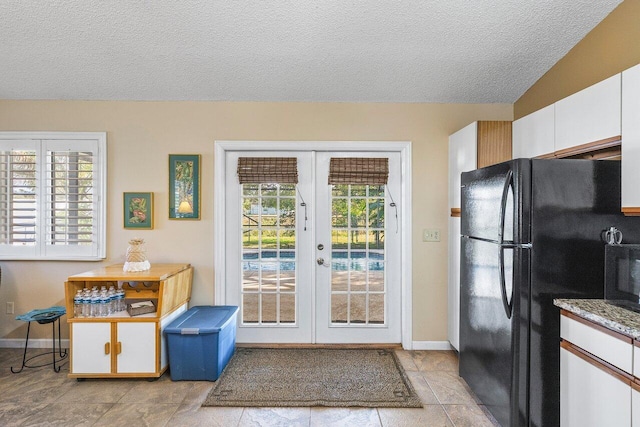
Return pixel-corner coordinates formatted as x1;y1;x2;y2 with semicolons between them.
1;338;451;351
0;338;70;349
412;341;454;351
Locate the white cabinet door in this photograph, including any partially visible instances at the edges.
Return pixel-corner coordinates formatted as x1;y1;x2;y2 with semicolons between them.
71;322;111;374
117;322;156;373
512;104;555;158
448;122;477;210
622;64;640;210
447;216;461;350
560;346;631;427
555;73;622;152
560;314;633;373
633;385;640;427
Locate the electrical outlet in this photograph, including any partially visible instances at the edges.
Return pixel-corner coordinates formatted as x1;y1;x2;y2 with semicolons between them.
422;228;441;242
6;302;14;315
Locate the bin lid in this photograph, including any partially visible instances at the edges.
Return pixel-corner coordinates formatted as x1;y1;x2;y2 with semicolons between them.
164;305;238;335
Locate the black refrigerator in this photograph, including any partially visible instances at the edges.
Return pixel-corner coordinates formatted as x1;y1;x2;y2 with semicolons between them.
459;158;640;427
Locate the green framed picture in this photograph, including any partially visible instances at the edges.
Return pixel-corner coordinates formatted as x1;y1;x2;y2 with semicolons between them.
123;192;154;229
169;154;201;220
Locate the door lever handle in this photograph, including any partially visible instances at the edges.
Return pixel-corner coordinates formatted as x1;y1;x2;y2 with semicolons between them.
316;257;330;267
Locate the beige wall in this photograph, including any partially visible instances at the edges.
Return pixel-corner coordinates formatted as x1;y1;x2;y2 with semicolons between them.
0;100;512;343
514;0;640;120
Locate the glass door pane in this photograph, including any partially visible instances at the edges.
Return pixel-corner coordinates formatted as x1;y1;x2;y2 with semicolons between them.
241;183;297;325
330;184;386;325
225;151;312;344
315;152;401;344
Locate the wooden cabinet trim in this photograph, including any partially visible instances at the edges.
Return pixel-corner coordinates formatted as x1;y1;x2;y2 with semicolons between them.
622;208;640;216
67;263;191;281
530;137;620;160
553;135;621;159
533;152;556;159
476;121;512;168
110;322;117;374
561;309;633;343
561;340;633;384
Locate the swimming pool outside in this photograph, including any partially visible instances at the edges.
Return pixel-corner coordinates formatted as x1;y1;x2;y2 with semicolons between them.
242;250;384;271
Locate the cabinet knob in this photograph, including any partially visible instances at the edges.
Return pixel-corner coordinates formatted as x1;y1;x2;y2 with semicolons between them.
104;342;110;355
116;342;122;355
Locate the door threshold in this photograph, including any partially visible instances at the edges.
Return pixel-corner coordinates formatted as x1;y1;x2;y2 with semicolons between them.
236;343;402;349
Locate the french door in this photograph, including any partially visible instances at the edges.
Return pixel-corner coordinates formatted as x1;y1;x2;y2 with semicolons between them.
224;150;402;344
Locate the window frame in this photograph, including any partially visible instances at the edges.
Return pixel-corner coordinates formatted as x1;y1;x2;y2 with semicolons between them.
0;131;107;260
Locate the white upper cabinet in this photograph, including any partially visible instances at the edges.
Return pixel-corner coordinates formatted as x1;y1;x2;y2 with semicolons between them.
555;73;622;152
622;64;640;212
513;104;555;159
448;122;477;210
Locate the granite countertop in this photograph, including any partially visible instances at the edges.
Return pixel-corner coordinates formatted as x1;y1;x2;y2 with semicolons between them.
554;298;640;340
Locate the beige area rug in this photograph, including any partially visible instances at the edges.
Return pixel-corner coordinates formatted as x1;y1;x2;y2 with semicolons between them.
202;348;423;408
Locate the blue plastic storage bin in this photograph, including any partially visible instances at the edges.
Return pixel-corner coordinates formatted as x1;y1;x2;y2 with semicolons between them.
164;305;238;381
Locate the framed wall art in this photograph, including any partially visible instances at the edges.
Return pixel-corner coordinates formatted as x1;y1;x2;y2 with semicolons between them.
169;154;200;219
123;192;154;229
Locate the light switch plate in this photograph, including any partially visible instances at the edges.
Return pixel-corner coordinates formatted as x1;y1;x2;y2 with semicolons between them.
422;228;441;242
6;302;14;315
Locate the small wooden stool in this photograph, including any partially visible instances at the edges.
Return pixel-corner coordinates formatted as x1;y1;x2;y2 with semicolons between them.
11;306;68;373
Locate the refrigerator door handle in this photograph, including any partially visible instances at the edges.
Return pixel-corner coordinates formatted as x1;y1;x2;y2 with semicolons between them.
499;246;513;319
499;169;514;244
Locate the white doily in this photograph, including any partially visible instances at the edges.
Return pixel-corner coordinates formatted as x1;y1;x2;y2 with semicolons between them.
123;260;151;272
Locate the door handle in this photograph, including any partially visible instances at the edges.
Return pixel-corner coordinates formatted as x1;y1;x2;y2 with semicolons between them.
499;169;514;243
317;257;329;267
104;342;110;355
116;342;122;355
499;247;513;319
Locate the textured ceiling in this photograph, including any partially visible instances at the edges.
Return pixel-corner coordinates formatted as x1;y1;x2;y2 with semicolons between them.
0;1;623;103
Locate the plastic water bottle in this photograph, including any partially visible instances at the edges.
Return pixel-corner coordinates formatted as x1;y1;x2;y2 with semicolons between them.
99;291;109;317
81;289;91;317
116;289;126;313
108;286;116;314
90;290;100;317
74;290;83;318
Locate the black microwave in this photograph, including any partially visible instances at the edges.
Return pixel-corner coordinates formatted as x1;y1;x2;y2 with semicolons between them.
605;244;640;307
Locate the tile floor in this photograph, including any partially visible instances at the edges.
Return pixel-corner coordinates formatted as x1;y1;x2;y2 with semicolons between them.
0;347;498;426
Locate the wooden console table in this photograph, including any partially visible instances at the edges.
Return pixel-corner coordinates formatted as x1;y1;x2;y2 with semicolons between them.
64;263;193;379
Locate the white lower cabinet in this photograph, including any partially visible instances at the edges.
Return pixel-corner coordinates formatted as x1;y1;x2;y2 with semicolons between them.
633;386;640;427
560;311;635;426
561;345;631;427
71;321;157;375
116;322;156;373
71;322;112;374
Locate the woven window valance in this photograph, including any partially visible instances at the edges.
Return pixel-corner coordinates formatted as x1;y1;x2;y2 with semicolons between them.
328;157;389;185
237;157;298;184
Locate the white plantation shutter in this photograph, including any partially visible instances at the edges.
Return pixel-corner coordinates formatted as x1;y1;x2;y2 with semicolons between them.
0;133;106;260
43;140;101;258
0;141;38;257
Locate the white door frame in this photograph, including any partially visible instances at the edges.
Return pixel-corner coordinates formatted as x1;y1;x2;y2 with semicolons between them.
213;141;413;349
